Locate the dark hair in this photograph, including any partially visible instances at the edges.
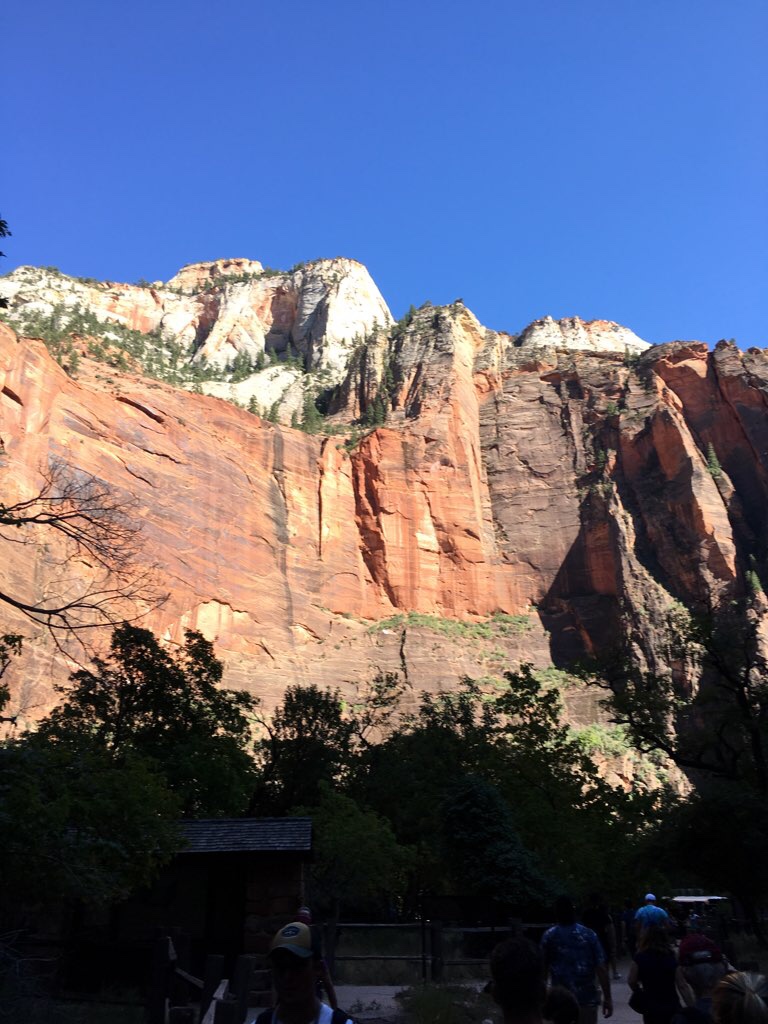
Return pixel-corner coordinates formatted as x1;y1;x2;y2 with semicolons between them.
638;925;671;955
490;937;547;1016
544;985;579;1024
554;896;576;926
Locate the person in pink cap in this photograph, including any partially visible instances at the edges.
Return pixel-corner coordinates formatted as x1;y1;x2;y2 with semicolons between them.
673;935;730;1024
296;906;338;1010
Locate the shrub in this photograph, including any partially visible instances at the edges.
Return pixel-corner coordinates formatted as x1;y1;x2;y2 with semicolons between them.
706;443;722;478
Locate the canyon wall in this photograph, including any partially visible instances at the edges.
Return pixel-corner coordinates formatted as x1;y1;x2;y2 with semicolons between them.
1;260;766;729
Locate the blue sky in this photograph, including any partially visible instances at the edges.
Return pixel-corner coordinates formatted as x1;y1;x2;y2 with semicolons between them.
3;1;766;346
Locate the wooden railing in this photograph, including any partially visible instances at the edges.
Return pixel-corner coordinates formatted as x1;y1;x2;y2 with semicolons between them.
326;919;530;983
148;932;257;1024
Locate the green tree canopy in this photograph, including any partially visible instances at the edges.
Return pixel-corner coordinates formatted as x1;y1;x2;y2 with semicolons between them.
440;775;555;907
579;602;768;930
357;669;652;902
39;624;259;816
0;740;180;919
251;674;403;815
251;683;356;814
297;782;413;920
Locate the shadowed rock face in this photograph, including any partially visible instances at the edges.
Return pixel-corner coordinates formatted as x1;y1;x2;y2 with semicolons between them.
1;263;766;725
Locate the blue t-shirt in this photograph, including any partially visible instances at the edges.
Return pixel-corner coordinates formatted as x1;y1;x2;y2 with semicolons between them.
635;904;670;929
541;923;605;1006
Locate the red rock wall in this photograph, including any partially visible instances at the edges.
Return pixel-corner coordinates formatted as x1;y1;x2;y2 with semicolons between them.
2;316;767;721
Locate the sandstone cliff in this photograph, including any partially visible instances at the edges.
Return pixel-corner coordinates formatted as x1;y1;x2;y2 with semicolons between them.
1;259;766;749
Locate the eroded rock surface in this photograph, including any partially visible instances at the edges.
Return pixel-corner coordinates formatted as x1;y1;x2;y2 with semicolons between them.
1;261;766;736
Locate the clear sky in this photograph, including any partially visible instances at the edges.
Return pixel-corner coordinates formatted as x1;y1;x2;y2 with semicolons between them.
3;1;766;346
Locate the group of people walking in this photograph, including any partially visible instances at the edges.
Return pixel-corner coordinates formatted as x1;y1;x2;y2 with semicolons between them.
251;895;766;1024
521;893;766;1024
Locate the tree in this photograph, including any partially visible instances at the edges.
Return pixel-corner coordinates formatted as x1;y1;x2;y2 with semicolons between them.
0;633;22;720
250;673;405;815
297;782;413;920
39;624;259;816
0;213;10;259
0;740;180;919
0;458;162;653
251;684;357;814
440;775;555;908
582;603;768;796
706;443;722;478
0;214;9;307
357;671;652;901
300;389;323;433
579;602;768;933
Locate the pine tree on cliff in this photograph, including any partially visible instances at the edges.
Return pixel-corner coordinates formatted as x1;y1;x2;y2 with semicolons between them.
0;214;9;255
0;213;10;307
706;442;722;478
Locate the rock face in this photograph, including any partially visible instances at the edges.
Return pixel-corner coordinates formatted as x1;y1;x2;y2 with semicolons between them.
1;259;766;730
0;257;392;378
517;315;649;354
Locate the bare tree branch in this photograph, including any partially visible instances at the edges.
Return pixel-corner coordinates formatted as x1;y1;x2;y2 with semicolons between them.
0;459;142;577
0;458;166;656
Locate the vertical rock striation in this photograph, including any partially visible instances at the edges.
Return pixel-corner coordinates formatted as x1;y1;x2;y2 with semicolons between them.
1;259;767;720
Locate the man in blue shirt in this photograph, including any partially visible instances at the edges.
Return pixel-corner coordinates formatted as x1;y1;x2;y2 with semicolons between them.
541;896;613;1024
634;893;671;936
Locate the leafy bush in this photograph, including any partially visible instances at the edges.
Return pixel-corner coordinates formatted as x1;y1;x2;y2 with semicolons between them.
368;612;530;640
398;985;499;1024
572;723;632;758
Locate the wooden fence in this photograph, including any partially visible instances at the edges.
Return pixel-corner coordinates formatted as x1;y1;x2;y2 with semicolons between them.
148;931;260;1024
326;920;535;983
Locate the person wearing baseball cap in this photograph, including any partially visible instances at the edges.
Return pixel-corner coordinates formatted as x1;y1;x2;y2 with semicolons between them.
635;894;671;937
250;922;352;1024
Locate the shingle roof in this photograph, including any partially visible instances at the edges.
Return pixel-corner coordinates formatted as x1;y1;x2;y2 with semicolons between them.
179;817;312;854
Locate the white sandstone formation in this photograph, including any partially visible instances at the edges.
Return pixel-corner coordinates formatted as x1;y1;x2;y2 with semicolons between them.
517;315;650;354
0;258;393;382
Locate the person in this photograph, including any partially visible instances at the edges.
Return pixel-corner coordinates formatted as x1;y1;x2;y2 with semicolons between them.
295;905;338;1009
252;921;352;1024
621;898;638;958
635;895;671;938
712;973;768;1024
544;986;581;1024
582;894;620;981
489;935;548;1024
541;896;613;1024
672;935;729;1024
628;924;681;1024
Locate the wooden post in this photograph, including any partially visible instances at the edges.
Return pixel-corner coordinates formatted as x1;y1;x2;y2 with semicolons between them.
430;921;443;983
420;913;428;985
231;955;257;1023
202;954;226;1017
170;929;192;1006
323;922;337;975
148;934;175;1024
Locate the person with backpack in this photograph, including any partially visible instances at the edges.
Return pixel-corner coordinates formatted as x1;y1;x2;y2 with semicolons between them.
252;921;353;1024
672;935;729;1024
628;925;680;1024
